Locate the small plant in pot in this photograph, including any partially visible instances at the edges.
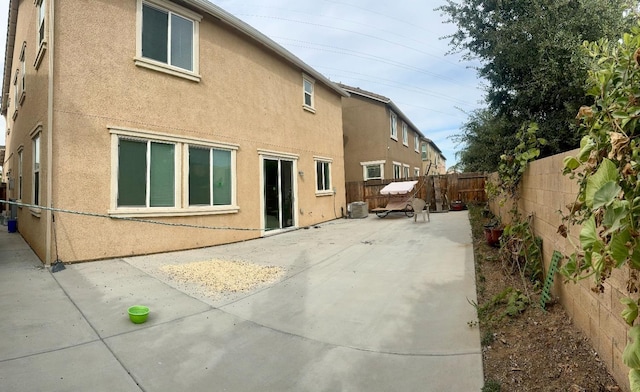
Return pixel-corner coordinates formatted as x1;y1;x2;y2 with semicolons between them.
483;219;503;247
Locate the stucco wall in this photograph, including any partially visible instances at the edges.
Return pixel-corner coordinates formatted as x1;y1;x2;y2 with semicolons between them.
10;0;347;262
489;149;631;390
3;0;51;261
341;94;423;182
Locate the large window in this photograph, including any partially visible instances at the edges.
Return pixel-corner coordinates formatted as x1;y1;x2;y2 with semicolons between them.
136;0;201;80
390;112;397;140
117;139;176;207
111;128;237;216
33;134;41;205
189;146;232;206
361;160;384;181
303;75;315;111
315;159;331;193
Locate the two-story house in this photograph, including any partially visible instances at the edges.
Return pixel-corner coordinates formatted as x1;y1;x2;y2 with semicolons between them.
1;0;348;263
421;138;447;175
339;84;441;182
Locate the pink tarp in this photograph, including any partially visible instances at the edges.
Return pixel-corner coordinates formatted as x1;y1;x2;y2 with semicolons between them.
379;180;418;195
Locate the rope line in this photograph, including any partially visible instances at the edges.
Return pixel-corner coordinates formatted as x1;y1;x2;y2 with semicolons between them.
0;200;265;232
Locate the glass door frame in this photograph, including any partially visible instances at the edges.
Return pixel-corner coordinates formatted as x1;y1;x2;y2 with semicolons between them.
258;150;299;235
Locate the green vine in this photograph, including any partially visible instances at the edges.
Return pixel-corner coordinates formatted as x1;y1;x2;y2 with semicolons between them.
560;23;640;390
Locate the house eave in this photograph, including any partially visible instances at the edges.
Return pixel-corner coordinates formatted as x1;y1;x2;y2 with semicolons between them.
1;0;18;116
184;0;349;98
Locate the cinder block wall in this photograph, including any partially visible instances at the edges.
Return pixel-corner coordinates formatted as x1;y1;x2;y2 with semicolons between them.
489;149;631;391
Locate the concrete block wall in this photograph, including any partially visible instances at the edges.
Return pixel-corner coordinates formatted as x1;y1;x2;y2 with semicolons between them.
489;149;631;391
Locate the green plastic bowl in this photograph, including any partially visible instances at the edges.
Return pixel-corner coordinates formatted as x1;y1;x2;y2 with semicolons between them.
128;305;150;324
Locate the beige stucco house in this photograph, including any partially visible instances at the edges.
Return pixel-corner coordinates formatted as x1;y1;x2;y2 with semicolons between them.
1;0;348;263
421;138;447;175
339;83;445;182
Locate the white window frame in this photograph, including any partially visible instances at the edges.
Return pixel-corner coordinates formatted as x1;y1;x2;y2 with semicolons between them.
414;167;420;177
390;111;398;140
17;147;24;200
421;143;428;161
12;70;18;119
414;134;419;152
303;74;315;113
135;0;202;82
32;132;41;208
392;162;401;179
403;164;410;179
402;123;408;146
361;160;384;181
34;0;47;69
314;156;332;196
19;42;26;105
109;126;238;217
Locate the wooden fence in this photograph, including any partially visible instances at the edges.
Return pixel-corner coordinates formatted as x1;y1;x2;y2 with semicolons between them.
345;172;487;212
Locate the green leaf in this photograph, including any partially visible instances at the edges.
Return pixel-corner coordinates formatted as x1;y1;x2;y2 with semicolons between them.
579;216;598;250
603;202;628;234
621;298;639;326
563;156;580;170
593;181;622;209
592;252;604;277
630;369;640;392
625;326;640;369
586;159;619;209
610;229;631;267
631;248;640;270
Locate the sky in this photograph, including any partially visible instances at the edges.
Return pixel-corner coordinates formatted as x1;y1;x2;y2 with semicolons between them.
0;1;487;168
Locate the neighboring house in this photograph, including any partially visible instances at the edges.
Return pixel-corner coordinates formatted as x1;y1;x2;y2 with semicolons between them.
339;84;430;182
1;0;348;263
421;138;447;175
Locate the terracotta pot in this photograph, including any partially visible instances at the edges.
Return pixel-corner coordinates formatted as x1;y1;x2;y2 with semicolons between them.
483;226;503;247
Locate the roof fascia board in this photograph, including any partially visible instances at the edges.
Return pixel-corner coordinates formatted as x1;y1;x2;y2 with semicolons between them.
184;0;348;98
2;0;18;116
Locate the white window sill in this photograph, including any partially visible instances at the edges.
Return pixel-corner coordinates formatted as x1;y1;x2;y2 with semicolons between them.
390;135;398;141
12;109;18;120
315;190;334;197
34;41;47;69
109;205;239;218
302;105;316;114
134;57;201;82
19;92;26;105
30;207;41;217
403;143;409;147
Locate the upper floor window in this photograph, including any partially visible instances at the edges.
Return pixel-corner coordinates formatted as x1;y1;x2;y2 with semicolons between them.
315;158;332;194
136;0;201;81
19;42;26;105
421;144;428;161
34;0;47;69
390;112;397;140
402;123;408;146
414;134;419;152
303;75;315;112
12;70;19;119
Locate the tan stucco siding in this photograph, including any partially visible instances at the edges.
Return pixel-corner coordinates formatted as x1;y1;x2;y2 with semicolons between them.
41;0;345;262
3;0;50;261
342;94;423;182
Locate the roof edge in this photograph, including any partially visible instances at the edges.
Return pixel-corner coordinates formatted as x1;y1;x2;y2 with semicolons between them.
185;0;348;98
1;0;17;116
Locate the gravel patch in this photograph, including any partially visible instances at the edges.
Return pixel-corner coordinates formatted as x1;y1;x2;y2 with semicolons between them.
159;259;284;296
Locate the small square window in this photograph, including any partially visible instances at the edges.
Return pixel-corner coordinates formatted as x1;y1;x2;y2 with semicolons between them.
315;159;331;193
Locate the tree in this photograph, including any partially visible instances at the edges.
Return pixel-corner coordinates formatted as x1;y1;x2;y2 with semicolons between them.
439;0;638;172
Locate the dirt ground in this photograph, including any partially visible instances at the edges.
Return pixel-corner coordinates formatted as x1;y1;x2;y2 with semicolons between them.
469;205;621;392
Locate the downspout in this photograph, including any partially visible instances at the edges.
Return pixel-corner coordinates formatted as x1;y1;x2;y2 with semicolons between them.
45;0;55;264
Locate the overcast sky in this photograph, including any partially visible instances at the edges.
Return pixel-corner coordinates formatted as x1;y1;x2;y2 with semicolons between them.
0;1;487;167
